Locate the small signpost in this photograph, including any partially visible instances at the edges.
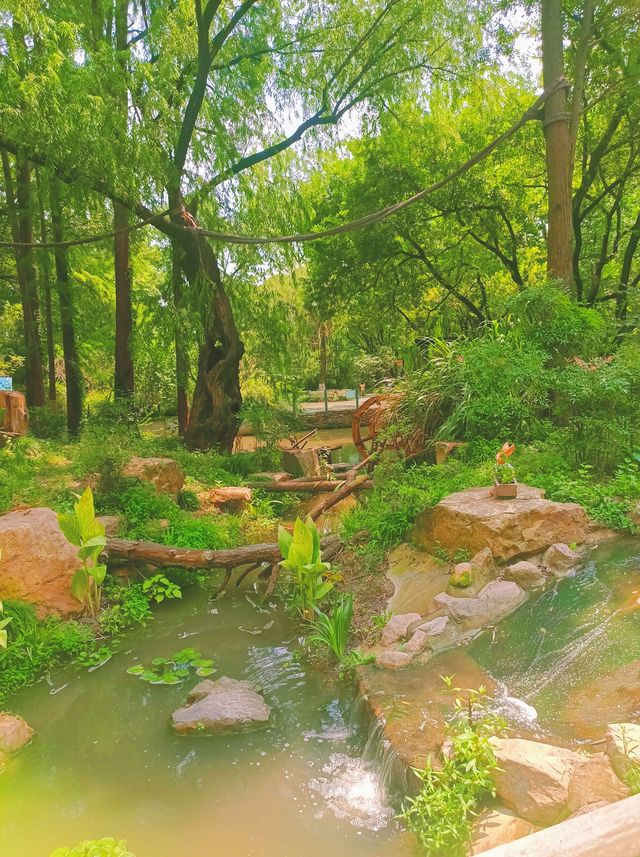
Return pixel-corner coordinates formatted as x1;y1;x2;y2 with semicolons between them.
0;377;12;391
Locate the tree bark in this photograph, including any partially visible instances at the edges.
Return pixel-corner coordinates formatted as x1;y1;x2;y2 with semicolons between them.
50;179;83;435
1;152;46;407
113;0;134;399
542;0;573;286
178;229;245;452
35;170;57;406
171;240;190;435
617;209;640;323
113;200;134;397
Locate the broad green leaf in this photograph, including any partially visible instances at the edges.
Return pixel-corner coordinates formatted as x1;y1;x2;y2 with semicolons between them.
57;512;81;547
292;517;314;564
315;581;334;601
75;487;95;539
71;568;89;602
277;525;293;559
127;665;145;675
306;515;321;563
92;563;107;585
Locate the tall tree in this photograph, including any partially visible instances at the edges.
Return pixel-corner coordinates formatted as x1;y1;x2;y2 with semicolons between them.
1;151;46;406
541;0;573;285
50;179;83;435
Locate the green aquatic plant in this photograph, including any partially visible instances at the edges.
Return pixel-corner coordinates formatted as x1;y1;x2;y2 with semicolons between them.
141;574;182;603
278;516;333;618
307;593;353;661
57;487;107;616
0;558;11;648
338;648;375;678
127;647;215;685
400;680;504;856
50;838;135;857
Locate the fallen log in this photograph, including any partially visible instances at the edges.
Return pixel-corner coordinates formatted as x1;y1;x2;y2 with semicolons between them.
104;533;342;571
246;478;368;492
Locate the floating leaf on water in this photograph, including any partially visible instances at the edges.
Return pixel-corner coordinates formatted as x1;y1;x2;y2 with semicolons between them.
174;668;190;677
195;666;216;677
142;670;158;682
160;673;181;685
152;657;169;666
127;665;145;676
191;658;214;668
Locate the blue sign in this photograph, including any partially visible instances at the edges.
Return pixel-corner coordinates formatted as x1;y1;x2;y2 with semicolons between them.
0;377;12;391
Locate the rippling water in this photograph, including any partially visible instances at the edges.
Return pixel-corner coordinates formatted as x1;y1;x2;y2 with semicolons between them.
0;588;408;857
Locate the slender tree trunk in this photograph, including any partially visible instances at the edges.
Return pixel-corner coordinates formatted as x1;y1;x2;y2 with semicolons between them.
113;201;134;397
542;0;573;286
617;209;640;323
319;322;329;389
1;151;46;406
178;230;244;452
113;0;134;398
171;242;190;435
35;169;57;406
50;180;83;435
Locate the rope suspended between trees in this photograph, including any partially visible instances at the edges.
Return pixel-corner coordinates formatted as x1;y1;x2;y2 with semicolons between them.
0;79;568;251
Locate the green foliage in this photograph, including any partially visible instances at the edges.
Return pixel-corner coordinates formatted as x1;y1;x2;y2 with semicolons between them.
127;648;215;685
50;838;135;857
177;489;200;511
400;682;504;856
74;401;139;493
278;516;333;618
99;579;154;636
57;487;107;616
141;574;182;603
0;601;95;704
29;406;66;440
0;594;12;649
307;594;353;661
239;398;301;448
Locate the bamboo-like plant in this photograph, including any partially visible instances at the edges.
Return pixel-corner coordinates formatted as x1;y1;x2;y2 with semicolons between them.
57;487;107;617
278;516;333;618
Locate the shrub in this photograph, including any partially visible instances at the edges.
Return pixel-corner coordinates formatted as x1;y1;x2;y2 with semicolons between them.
50;838;135;857
29;406;66;440
307;593;353;661
0;601;95;703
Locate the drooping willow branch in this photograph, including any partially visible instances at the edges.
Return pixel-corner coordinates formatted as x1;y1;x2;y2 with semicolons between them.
0;79;569;252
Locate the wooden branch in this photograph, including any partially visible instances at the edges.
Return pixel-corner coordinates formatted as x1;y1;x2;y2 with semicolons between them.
308;473;371;521
246;479;371;493
104;533;342;570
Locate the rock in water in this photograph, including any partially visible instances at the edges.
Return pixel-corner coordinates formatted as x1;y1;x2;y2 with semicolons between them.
122;456;185;495
412;485;588;562
0;508;83;617
433;580;526;632
0;713;34;755
503;560;547;589
171;677;270;734
542;543;582;577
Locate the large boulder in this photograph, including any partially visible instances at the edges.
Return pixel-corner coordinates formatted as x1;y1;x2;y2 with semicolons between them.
0;508;83;617
433;580;526;632
503;560;546;590
605;723;640;779
375;650;413;670
171;677;270;734
281;448;322;478
413;485;588;562
380;612;421;646
472;807;537;854
489;738;583;825
122;456;184;495
542;543;582;577
489;738;627;825
0;713;34;755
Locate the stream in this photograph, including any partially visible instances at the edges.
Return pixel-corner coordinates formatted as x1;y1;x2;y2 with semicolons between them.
0;587;412;857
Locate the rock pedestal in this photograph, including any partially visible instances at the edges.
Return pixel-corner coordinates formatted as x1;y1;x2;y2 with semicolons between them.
122;457;184;495
0;508;83;617
412;485;588;562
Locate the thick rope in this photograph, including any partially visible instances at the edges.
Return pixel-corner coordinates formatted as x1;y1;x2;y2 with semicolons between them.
0;79;568;251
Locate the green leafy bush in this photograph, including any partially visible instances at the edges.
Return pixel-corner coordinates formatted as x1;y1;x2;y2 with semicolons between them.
58;487;107;616
400;683;504;856
50;838;135;857
278;516;333;617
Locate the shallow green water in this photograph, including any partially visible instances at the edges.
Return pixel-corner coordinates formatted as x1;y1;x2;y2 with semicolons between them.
0;588;411;857
470;537;640;740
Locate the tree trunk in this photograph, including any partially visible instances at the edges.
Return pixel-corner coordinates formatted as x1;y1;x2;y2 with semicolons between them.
542;0;573;286
171;241;190;435
617;209;640;323
179;231;244;452
50;179;83;435
1;152;46;407
113;201;134;397
113;0;134;399
35;168;57;406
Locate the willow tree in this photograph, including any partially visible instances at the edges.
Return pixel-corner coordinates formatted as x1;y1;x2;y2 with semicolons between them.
0;0;489;450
